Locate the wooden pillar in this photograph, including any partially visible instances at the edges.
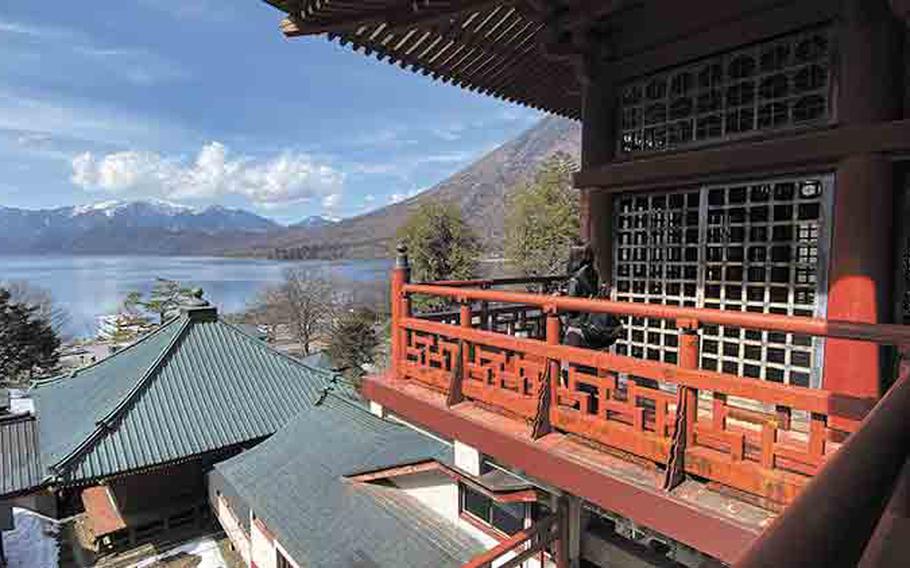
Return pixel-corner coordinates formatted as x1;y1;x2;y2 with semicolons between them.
837;0;904;125
824;0;902;415
905;22;910;119
579;51;619;283
826;155;895;405
565;495;583;568
554;494;571;568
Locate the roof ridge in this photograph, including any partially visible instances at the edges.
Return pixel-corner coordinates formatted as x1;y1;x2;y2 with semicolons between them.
29;316;183;391
47;315;193;478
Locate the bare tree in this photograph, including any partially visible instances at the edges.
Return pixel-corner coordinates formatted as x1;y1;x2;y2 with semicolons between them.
248;268;336;355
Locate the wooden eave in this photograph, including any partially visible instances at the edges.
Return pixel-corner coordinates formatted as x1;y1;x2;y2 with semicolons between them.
267;0;586;118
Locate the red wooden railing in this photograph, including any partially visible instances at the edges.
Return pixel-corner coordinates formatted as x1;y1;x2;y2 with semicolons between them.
389;247;910;506
736;352;910;567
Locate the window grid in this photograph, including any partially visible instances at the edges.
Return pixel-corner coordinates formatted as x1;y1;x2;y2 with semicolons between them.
700;178;826;386
612;175;831;387
618;26;833;155
459;484;526;536
613;190;702;365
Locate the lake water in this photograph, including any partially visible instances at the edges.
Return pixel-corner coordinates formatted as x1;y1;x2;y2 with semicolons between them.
0;255;391;338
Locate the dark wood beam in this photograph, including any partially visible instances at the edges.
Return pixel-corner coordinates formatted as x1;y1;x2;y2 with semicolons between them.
574;120;910;190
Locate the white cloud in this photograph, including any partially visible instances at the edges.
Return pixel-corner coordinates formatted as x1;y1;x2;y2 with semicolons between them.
388;188;422;204
72;46;187;86
416;151;473;165
0;89;194;148
137;0;235;22
321;193;341;209
0;18;71;40
432;124;466;141
363;194;376;203
0;17;185;86
70;142;344;207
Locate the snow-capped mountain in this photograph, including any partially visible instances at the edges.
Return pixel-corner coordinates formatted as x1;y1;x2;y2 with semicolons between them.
0;200;281;255
290;215;338;229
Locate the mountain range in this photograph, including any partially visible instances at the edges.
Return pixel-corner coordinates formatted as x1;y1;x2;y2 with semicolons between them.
0;200;284;255
243;116;581;259
0;116;580;257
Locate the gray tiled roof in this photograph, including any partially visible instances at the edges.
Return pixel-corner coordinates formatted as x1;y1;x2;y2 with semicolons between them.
212;394;485;568
0;414;42;496
32;308;337;484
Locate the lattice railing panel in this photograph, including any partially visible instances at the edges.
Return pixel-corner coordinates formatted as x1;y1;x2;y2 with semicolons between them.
403;329;460;392
462;343;547;420
549;355;838;504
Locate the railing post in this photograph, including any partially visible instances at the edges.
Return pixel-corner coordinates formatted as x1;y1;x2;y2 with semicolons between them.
390;243;410;381
532;307;560;439
663;318;700;491
446;299;470;406
480;282;491;330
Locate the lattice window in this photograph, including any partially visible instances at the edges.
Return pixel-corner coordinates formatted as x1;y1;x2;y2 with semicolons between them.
700;178;828;387
618;27;833;155
612;175;832;387
613;190;701;365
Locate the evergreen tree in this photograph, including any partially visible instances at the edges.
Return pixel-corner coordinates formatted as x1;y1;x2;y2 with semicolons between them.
395;200;481;283
132;278;195;324
0;288;60;384
505;152;580;277
326;308;380;384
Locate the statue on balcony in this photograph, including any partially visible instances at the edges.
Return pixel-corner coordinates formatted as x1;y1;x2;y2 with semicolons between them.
563;244;622;350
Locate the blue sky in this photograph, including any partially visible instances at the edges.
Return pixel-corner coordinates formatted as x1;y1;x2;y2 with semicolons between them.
0;0;544;224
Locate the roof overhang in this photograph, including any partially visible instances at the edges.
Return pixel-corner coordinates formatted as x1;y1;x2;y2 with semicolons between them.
346;458;543;503
81;485;127;538
264;0;610;118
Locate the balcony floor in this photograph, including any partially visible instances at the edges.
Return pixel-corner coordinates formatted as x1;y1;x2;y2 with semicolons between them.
364;372;776;565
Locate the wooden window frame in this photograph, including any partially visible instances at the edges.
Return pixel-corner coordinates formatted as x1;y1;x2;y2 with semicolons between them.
458;483;527;541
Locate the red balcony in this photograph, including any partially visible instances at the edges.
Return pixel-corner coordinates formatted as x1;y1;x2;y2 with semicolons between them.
364;255;910;564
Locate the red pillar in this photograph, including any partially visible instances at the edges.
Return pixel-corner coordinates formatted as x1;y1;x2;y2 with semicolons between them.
825;155;895;415
824;0;902;426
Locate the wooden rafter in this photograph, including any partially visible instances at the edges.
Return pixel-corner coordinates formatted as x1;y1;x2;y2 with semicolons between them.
271;0;584;118
281;0;512;37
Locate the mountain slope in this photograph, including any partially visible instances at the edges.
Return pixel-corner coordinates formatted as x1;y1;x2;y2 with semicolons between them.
247;116;581;259
0;200;281;255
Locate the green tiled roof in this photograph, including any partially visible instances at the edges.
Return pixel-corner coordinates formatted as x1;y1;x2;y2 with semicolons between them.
0;414;42;497
212;394;484;568
32;307;337;485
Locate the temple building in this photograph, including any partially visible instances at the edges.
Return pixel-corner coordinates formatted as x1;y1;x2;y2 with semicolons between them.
251;1;910;567
0;305;340;563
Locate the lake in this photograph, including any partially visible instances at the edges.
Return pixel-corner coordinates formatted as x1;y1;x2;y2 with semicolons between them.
0;255;391;338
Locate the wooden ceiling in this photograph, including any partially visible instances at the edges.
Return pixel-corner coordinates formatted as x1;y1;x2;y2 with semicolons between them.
265;0;589;118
